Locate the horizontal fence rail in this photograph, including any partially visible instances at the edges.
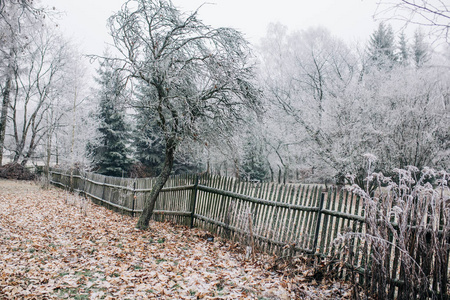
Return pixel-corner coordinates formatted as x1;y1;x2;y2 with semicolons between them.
49;168;449;299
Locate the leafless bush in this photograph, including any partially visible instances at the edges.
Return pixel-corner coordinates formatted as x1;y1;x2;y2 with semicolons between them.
335;163;450;299
38;174;50;190
65;191;88;217
0;163;36;180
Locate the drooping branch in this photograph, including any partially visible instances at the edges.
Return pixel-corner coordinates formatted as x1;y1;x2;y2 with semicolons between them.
106;0;260;229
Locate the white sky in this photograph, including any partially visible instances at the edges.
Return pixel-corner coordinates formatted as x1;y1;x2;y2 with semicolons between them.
40;0;381;57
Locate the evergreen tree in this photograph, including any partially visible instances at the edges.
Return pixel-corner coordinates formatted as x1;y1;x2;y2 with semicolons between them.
368;22;396;68
132;84;201;177
132;96;165;177
240;138;269;182
413;28;429;68
398;32;409;65
88;58;133;177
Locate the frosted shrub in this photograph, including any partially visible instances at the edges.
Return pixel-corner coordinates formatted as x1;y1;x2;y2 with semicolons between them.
336;166;449;299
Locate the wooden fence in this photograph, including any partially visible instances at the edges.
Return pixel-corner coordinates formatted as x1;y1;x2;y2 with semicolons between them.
50;169;449;299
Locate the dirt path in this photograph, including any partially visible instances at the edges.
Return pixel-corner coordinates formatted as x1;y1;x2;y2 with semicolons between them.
0;180;351;299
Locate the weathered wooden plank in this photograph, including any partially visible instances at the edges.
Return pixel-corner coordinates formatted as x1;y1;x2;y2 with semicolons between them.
197;185;320;212
253;182;270;251
196;174;211;228
312;188;325;254
233;180;248;244
330;189;345;259
321;187;334;255
303;186;317;252
319;188;331;254
277;185;291;248
222;177;234;240
291;185;305;254
280;185;295;246
152;210;191;216
297;185;311;250
211;175;225;228
84;191;135;212
217;176;234;236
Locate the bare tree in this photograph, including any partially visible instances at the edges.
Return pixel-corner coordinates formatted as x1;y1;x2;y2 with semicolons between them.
6;27;69;166
107;0;260;229
259;23;449;187
40;48;93;171
0;0;46;165
376;0;450;42
259;24;358;184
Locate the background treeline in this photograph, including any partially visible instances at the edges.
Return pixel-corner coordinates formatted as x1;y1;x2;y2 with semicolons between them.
85;22;450;185
1;1;449;186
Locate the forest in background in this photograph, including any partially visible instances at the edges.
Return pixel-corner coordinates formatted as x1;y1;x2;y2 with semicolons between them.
0;0;449;186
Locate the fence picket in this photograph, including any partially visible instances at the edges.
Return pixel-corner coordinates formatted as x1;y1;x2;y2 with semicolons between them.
303;186;318;251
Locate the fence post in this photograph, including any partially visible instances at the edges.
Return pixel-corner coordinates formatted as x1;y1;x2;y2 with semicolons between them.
69;169;74;192
312;187;327;254
101;176;107;203
189;175;199;228
132;180;137;217
81;171;87;197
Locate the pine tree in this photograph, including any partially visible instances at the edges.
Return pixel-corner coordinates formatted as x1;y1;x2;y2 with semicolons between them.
413;28;429;68
132;84;201;177
240;138;269;182
132;102;165;177
398;32;409;65
88;58;133;177
368;22;396;68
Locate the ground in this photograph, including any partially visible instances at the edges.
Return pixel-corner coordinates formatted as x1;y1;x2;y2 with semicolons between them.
0;179;353;299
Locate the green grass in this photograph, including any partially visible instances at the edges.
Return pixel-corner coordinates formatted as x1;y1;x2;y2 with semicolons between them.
75;269;93;277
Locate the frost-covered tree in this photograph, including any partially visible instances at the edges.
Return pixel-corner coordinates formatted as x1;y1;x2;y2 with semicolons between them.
368;22;396;68
259;23;450;187
107;0;260;229
413;28;429;67
373;66;449;170
240;130;270;182
132;83;202;178
375;0;450;42
398;31;409;64
6;27;70;166
259;24;359;184
88;58;133;177
42;49;97;170
132;109;165;177
0;0;46;165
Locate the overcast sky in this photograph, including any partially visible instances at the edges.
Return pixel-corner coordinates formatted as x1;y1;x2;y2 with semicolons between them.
41;0;381;57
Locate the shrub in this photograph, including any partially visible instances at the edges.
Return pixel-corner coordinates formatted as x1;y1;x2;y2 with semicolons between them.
0;163;36;180
335;165;450;299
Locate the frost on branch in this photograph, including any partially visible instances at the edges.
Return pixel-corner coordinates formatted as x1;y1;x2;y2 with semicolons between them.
105;0;261;229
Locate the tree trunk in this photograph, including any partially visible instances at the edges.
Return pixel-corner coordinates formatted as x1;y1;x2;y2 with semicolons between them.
21;130;37;167
13;139;25;163
0;75;12;166
136;137;176;230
